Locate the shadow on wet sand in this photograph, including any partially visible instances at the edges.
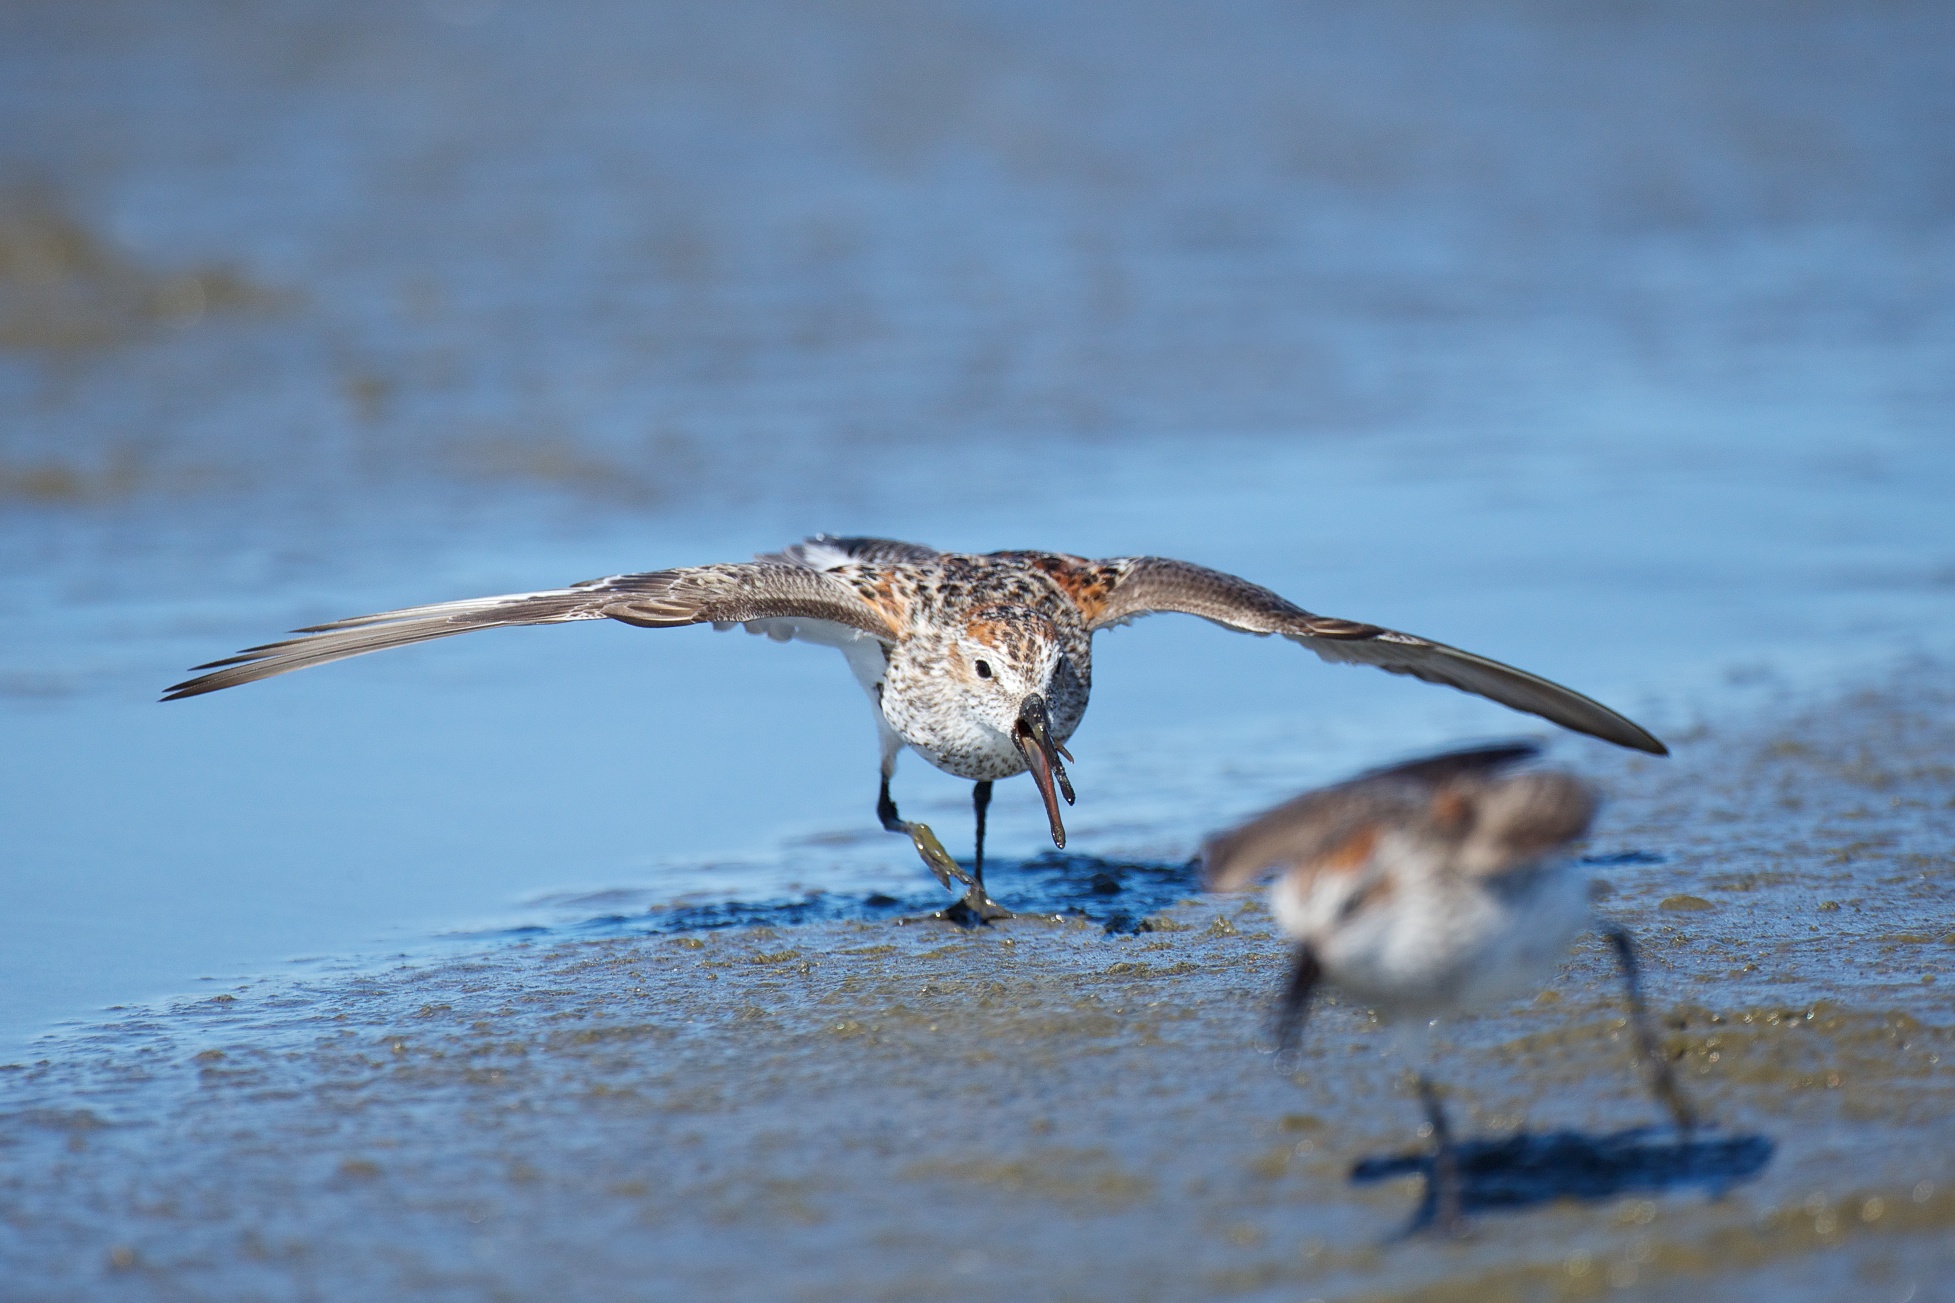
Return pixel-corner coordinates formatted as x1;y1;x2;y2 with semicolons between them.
464;852;1205;944
1352;1126;1776;1235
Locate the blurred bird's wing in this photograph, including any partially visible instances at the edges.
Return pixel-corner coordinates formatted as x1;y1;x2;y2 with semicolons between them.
163;563;904;700
1347;741;1544;787
1081;556;1666;756
1200;743;1543;892
1457;769;1599;878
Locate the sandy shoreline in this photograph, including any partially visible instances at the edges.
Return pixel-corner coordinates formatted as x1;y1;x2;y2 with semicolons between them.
4;668;1953;1301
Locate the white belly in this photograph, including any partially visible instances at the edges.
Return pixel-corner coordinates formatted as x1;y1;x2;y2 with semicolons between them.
1294;865;1592;1021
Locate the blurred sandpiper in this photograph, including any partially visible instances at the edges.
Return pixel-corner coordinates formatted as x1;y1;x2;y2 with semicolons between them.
1203;742;1694;1230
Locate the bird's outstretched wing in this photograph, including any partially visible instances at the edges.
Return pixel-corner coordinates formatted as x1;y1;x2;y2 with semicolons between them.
163;564;903;700
1079;556;1665;756
1201;743;1540;891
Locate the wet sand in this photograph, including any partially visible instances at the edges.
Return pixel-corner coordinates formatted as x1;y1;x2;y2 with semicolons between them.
3;666;1952;1301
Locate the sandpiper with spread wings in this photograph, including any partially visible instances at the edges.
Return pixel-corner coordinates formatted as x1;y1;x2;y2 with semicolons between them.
1203;743;1694;1230
166;536;1665;920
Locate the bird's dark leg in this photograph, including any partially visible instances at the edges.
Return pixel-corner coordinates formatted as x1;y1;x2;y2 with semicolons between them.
1601;923;1697;1132
879;773;971;896
972;779;992;883
1416;1075;1466;1235
938;780;1033;924
876;773;904;833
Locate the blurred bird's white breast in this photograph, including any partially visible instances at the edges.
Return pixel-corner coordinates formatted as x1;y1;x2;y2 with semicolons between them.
1287;858;1592;1020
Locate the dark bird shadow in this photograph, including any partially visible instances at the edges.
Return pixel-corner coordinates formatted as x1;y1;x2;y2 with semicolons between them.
466;853;1203;944
1350;1126;1774;1235
983;851;1203;932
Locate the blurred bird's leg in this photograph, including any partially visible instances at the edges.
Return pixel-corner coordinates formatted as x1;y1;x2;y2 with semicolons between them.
1416;1076;1466;1235
1272;946;1320;1069
1600;922;1698;1132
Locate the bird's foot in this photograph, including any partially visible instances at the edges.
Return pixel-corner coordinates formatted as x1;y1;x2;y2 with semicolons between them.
903;821;976;893
929;889;1059;927
1428;1209;1472;1240
895;822;1061;925
1422;1173;1467;1237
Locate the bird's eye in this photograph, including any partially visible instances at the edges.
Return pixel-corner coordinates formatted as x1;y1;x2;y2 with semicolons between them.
974;659;992;679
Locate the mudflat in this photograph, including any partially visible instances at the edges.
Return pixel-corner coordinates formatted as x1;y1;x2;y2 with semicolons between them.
4;668;1952;1302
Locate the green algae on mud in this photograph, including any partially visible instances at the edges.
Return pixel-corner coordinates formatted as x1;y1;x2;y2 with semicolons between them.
3;673;1955;1300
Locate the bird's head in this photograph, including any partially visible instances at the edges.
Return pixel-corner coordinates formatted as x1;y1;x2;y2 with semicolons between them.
949;605;1077;846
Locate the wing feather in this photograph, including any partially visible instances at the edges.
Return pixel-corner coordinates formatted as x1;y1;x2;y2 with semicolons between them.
163;564;899;700
1201;743;1540;891
1089;556;1665;755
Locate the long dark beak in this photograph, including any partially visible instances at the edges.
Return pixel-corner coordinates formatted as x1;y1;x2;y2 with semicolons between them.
1013;693;1075;849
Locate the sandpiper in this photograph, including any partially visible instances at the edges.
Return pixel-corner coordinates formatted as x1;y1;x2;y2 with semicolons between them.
167;536;1665;920
1202;743;1694;1230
